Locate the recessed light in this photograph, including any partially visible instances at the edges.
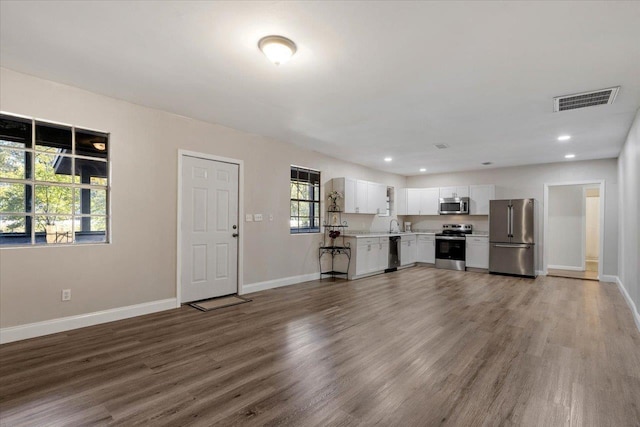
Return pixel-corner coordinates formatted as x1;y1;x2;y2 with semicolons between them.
419;168;426;172
565;154;576;159
258;35;297;65
384;157;392;162
557;135;571;141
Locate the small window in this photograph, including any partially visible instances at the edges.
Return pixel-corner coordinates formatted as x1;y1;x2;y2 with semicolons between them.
290;165;320;234
0;113;110;246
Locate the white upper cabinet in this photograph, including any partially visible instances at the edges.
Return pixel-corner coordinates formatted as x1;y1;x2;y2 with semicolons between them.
405;188;439;215
469;184;495;215
332;177;357;213
406;189;421;215
396;188;407;215
367;181;387;215
439;186;469;199
419;188;440;215
332;177;387;215
399;184;494;216
356;180;368;213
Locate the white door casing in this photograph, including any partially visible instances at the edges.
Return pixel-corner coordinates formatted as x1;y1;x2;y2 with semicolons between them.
180;154;239;303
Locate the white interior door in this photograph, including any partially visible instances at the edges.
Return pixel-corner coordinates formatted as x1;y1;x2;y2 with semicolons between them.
181;155;239;303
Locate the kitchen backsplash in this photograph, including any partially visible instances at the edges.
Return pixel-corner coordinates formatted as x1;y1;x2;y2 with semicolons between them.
337;213;489;233
401;215;489;233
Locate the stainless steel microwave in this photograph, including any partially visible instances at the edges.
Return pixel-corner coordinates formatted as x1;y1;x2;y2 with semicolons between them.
439;197;470;215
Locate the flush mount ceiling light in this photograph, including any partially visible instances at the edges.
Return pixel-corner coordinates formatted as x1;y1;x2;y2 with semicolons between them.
419;168;427;172
258;35;297;65
565;154;576;159
384;157;392;162
92;142;106;151
557;135;571;141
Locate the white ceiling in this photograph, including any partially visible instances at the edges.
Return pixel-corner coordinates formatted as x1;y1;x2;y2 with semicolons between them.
1;1;639;175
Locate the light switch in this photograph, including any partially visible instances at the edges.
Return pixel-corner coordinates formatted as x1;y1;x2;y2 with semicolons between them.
245;214;253;222
269;214;273;221
254;214;263;221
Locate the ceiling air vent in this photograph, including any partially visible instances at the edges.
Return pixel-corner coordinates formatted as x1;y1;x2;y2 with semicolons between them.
553;86;619;112
434;143;449;149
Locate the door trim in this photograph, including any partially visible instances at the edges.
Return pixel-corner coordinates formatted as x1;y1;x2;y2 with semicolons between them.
543;180;605;280
176;150;244;307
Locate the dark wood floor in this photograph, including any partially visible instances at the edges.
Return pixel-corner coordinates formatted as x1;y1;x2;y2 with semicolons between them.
1;267;639;426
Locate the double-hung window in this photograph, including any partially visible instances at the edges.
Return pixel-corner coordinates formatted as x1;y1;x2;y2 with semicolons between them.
0;113;110;246
290;166;320;234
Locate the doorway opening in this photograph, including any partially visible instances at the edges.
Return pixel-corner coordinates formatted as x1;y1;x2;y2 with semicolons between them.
544;181;604;281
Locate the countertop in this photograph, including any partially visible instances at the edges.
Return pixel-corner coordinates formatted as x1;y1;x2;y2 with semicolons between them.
342;231;489;238
342;232;432;238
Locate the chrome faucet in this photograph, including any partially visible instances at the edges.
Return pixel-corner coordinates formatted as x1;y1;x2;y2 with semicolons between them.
389;218;400;233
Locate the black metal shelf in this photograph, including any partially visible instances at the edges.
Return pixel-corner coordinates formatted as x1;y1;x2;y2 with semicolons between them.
319;206;350;279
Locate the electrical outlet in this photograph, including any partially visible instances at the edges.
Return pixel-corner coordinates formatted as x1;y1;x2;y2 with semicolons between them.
254;214;263;221
61;289;71;301
245;214;253;222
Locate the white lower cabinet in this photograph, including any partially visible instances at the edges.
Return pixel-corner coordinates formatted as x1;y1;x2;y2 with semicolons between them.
351;237;388;278
400;235;417;266
417;235;435;264
378;239;390;271
466;236;489;269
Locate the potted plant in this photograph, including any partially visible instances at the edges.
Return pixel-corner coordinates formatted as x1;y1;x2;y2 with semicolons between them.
327;190;343;211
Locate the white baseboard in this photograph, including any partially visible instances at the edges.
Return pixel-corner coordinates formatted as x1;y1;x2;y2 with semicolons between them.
599;274;618;283
615;276;640;333
241;272;319;295
548;265;584;272
0;298;177;344
536;270;547;276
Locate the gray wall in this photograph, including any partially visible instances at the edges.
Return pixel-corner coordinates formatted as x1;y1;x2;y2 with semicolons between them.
0;68;407;328
405;159;619;276
547;185;586;269
618;109;640;316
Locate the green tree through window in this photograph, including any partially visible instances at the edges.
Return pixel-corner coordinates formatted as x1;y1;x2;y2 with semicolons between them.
0;114;109;245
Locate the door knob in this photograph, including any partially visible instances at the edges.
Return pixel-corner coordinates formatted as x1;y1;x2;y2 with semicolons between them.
232;233;239;237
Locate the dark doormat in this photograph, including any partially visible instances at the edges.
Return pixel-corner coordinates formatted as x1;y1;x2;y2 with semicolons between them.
189;295;252;312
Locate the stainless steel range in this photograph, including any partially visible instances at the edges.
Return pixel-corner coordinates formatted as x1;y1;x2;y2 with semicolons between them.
435;224;472;271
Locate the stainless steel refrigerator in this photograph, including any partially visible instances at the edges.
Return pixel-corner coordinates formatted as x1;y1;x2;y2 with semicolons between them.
489;199;536;277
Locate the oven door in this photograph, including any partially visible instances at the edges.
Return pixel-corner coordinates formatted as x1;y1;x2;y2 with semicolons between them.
435;236;466;270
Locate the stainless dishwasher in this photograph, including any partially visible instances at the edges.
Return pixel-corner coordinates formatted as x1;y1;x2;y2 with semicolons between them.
388;236;401;270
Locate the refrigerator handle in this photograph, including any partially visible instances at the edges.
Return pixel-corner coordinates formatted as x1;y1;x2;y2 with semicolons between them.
509;205;514;237
507;206;511;237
